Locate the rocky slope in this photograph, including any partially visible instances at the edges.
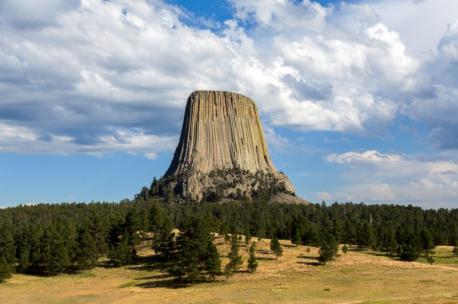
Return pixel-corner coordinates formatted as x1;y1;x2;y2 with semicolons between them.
152;90;300;202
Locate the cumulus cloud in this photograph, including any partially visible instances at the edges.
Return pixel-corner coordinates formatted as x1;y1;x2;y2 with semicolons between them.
326;150;403;165
402;20;458;149
0;0;80;28
0;0;457;157
0;122;177;158
367;0;458;58
324;150;458;207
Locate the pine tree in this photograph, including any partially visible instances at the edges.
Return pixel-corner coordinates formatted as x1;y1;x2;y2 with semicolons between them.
420;229;434;257
90;216;109;256
76;230;98;270
31;227;70;275
27;226;41;274
108;236;133;266
0;256;11;283
0;225;16;265
292;229;302;246
153;218;173;259
247;242;258;273
270;236;283;259
205;240;221;281
107;224;136;266
124;209;142;246
225;235;242;276
172;229;201;282
357;222;375;250
60;221;78;264
15;229;31;273
291;220;303;245
167;217;218;283
399;244;420;261
318;233;338;265
148;203;166;232
387;227;398;256
17;246;30;273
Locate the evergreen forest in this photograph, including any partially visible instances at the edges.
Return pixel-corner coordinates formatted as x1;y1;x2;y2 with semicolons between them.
0;197;457;282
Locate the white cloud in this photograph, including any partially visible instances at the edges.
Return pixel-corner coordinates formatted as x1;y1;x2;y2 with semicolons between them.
325;150;458;207
0;0;456;156
326;150;403;165
0;122;38;142
0;0;80;28
226;0;421;132
367;0;458;58
0;121;176;158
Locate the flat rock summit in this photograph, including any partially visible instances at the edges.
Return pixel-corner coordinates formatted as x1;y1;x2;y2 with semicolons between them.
150;90;305;203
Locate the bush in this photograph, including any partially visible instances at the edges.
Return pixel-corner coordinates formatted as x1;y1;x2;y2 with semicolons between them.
399;245;420;261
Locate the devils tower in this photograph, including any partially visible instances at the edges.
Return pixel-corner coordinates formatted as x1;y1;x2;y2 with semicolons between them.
151;90;299;203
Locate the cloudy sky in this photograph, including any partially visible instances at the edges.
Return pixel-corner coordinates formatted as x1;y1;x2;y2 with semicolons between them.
0;0;457;208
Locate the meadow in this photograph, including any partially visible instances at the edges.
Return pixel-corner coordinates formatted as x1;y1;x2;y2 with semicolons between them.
1;237;457;304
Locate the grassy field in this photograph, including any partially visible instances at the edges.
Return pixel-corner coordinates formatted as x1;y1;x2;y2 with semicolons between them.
1;237;458;304
416;246;458;267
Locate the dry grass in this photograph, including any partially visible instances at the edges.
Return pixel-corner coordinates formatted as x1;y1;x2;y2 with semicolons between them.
1;237;458;304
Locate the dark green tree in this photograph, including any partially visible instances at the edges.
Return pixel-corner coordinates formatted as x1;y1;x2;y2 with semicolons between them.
270;236;283;259
75;230;98;270
204;239;221;281
107;223;136;266
124;210;142;246
0;225;16;264
247;242;258;273
382;227;398;256
420;229;434;258
167;218;217;282
0;256;11;283
153;218;173;259
357;222;375;249
15;228;32;273
318;233;338;265
148;203;166;232
399;244;420;261
31;227;70;275
225;235;242;276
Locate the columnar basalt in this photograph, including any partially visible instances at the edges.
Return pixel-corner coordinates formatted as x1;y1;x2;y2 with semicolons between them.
153;90;299;202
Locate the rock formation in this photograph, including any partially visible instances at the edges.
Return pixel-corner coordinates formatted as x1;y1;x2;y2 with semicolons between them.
151;90;301;203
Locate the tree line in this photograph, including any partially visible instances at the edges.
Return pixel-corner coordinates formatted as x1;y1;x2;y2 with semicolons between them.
0;198;457;282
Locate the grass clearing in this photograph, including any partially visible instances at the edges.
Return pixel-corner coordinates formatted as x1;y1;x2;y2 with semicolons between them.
1;238;457;304
416;246;458;267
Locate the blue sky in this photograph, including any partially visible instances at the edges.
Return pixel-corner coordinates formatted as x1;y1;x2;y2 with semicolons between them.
0;0;458;208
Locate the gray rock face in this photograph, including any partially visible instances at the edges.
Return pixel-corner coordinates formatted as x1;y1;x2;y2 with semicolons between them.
158;90;297;202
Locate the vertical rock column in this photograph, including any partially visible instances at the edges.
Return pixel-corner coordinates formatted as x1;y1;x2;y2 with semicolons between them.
163;90;295;202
